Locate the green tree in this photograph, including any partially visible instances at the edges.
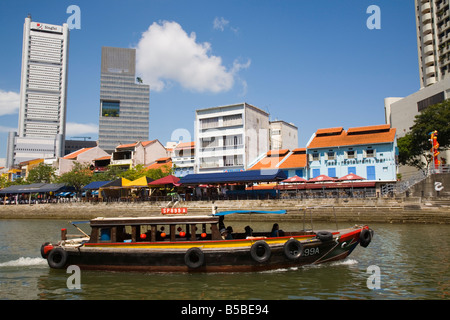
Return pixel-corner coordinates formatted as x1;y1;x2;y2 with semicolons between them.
398;99;450;170
56;162;93;193
0;175;8;189
120;164;148;181
90;165;122;182
145;164;174;180
27;163;56;183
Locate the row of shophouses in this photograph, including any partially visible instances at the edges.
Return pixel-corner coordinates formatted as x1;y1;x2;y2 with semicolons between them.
2;120;398;185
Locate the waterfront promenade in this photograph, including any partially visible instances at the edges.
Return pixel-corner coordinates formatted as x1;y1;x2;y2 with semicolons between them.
1;196;449;224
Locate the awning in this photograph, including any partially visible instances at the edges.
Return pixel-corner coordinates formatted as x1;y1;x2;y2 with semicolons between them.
276;181;376;190
126;176;154;187
149;175;180;187
82;181;112;190
308;175;336;182
282;175;307;183
214;210;287;216
101;178;132;188
338;174;366;181
179;169;287;185
0;183;71;194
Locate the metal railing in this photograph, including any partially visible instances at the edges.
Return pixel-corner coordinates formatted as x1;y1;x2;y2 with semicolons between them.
391;165;450;195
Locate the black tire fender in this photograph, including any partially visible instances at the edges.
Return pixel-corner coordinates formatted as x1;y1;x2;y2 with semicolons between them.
40;242;51;259
359;228;372;248
250;240;271;263
316;231;333;242
283;238;303;260
184;247;205;269
47;247;68;269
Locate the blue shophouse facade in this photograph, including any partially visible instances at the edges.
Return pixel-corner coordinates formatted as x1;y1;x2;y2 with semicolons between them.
306;126;398;181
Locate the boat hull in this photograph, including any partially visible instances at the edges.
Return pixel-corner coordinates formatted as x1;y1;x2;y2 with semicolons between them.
46;226;369;273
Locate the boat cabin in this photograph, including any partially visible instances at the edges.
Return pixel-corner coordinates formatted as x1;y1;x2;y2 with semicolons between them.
88;215;223;243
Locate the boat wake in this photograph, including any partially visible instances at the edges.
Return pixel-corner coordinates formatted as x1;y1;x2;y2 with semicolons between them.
304;258;359;269
0;257;48;268
261;259;359;273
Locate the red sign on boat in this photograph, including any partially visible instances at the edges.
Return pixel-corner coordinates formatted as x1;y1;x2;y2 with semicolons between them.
161;207;188;215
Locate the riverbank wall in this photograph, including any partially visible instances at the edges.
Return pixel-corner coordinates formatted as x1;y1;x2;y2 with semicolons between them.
1;196;449;224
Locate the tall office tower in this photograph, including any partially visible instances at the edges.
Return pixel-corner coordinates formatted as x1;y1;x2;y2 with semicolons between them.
415;0;450;88
98;47;150;153
6;16;69;167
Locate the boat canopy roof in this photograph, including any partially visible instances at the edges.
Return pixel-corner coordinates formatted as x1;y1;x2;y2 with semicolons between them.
213;210;287;216
90;215;219;227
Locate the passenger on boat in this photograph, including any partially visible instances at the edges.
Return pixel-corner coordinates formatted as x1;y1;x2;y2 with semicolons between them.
226;226;233;239
271;223;285;237
219;216;226;230
220;228;227;239
244;226;253;238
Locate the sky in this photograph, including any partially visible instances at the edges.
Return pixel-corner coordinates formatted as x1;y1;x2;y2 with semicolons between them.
0;0;419;159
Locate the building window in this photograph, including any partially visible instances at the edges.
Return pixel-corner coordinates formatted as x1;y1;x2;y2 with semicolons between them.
200;157;219;168
312;169;320;178
222;114;242;127
201;137;218;148
327;151;336;160
200;117;219;129
417;91;444;112
101;100;120;117
328;168;336;178
223;135;243;147
223;155;243;166
312;153;320;161
271;129;281;136
346;150;356;159
367;166;376;180
365;149;376;158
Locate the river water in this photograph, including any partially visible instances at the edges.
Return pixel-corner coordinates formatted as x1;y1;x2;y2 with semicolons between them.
0;218;449;301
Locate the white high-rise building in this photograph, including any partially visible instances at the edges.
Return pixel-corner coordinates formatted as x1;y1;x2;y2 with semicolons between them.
6;16;69;167
383;1;450;178
194;103;271;174
415;0;450;88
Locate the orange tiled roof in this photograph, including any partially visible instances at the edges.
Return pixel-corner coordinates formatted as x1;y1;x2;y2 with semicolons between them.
315;127;344;135
278;149;307;169
63;148;94;160
266;149;289;156
250;149;289;170
117;140;157;149
347;124;391;134
116;142;138;149
175;141;195;150
94;155;111;161
308;125;396;149
146;157;172;171
141;140;157;147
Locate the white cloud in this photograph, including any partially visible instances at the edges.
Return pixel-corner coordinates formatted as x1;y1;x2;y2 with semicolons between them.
0;90;20;116
135;21;250;93
213;17;229;31
213;17;239;34
66;122;98;136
